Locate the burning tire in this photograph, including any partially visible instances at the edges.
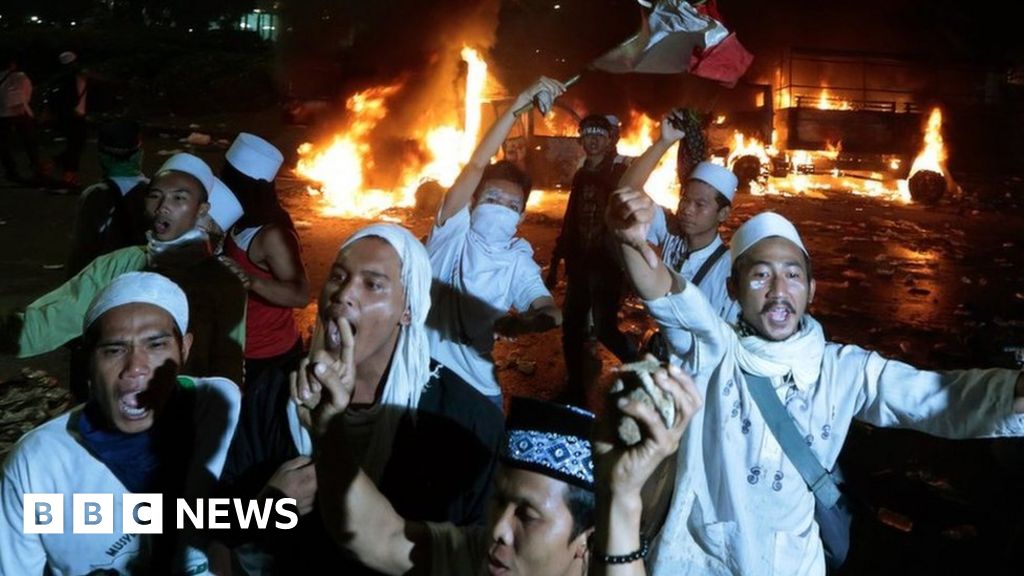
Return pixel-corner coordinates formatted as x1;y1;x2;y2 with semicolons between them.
908;169;946;204
731;155;763;190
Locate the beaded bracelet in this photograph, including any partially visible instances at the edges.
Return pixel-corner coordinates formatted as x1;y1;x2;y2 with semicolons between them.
596;536;649;565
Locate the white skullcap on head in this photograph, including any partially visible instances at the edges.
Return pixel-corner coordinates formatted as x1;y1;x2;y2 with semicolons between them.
335;223;432;481
84;272;189;335
59;51;77;65
689;161;738;202
207;177;244;231
225;133;284;182
157;153;215;197
730;211;807;262
605;114;620;127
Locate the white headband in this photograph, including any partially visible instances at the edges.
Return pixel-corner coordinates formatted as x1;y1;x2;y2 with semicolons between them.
84;272;188;335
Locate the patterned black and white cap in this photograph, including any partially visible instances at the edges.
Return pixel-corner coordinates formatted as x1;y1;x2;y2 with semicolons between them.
501;397;595;490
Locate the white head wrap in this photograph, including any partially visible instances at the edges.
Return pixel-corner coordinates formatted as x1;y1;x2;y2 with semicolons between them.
207;177;244;232
689;161;738;202
156;153;215;198
337;223;432;481
84;272;188;334
225;133;284;182
730;211;807;262
59;51;77;65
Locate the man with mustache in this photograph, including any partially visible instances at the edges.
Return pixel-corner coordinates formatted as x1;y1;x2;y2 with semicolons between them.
426;77;566;406
2;153;247;391
0;272;241;575
605;198;1024;576
297;320;703;576
219;223;503;573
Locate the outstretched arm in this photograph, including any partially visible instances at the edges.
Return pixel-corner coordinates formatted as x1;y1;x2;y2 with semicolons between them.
618;110;686;192
592;361;703;576
437;77;567;225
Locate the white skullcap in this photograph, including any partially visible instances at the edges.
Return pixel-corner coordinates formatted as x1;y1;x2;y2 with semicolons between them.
605;114;620;127
59;51;77;65
689;161;738;202
156;153;215;197
225;133;284;182
207;177;244;231
84;272;189;335
730;211;808;261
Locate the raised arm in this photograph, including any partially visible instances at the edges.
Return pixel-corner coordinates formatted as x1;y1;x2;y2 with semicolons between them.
617;110;686;192
592;362;703;576
605;187;682;300
437;77;566;225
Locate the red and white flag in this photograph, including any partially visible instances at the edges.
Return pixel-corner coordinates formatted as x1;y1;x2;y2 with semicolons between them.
590;0;753;87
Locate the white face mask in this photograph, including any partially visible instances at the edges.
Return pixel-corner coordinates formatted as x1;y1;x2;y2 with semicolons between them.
470;203;519;243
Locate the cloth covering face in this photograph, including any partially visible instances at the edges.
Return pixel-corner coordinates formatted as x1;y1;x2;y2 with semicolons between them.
642;273;1024;576
426;207;550;397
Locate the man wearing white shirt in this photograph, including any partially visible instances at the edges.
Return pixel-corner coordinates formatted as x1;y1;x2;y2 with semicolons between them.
604;198;1024;576
619;112;740;327
426;77;565;406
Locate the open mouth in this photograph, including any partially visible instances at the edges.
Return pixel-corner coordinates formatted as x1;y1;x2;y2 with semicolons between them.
323;315;357;354
119;391;151;420
487;554;509;575
152;218;172;236
763;302;795;326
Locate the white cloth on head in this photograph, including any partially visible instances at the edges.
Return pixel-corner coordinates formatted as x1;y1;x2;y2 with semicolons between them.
59;51;77;65
426;207;550;397
731;211;807;261
226;132;284;182
338;223;433;482
83;271;188;334
156;153;215;197
207;177;244;232
689;161;738;202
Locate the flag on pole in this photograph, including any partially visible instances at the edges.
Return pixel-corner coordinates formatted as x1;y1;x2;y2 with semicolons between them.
590;0;753;87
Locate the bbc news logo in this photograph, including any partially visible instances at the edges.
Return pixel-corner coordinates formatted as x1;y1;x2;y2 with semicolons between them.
23;494;299;534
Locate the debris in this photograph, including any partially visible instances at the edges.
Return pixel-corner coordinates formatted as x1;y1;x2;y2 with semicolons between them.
157;149;184;156
875;267;895;277
877;508;913;532
941;525;977;541
293;220;313;230
610;359;675;446
189;123;201;129
184;132;212;146
960;277;972;284
42;264;64;270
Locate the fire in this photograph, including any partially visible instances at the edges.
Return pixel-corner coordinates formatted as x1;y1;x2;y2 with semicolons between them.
295;46;488;218
726;132;771;168
816;89;853;110
908;108;946;177
616;111;680;209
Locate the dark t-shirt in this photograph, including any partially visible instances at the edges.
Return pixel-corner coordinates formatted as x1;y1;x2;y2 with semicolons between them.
219;358;504;573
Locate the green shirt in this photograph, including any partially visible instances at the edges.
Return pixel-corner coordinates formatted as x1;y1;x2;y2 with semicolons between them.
13;245;246;386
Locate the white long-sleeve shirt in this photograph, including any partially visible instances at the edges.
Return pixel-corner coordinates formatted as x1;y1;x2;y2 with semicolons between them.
645;278;1024;576
0;377;241;576
647;207;738;324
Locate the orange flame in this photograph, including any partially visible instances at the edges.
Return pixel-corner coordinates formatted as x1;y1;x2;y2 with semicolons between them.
908;107;946;177
616;111;680;209
295;46;488;218
816;88;853;110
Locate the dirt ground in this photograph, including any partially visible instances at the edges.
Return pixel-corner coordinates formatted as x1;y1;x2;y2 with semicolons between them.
2;124;1024;574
